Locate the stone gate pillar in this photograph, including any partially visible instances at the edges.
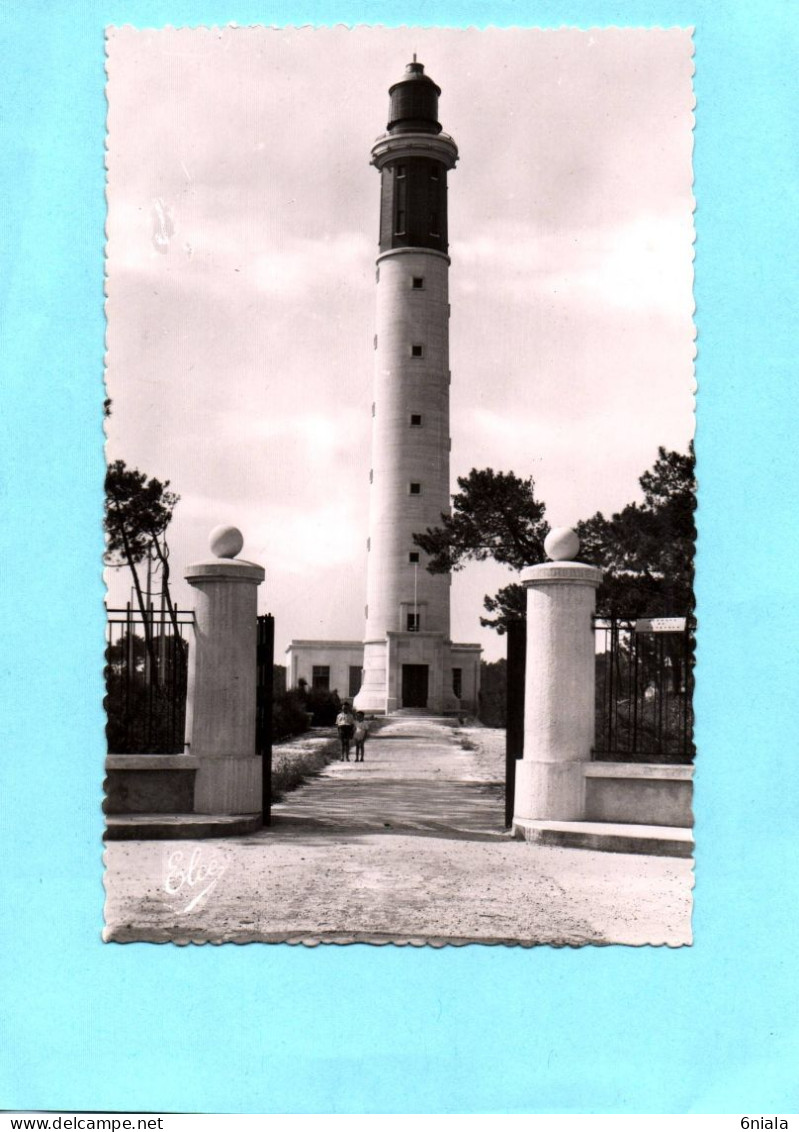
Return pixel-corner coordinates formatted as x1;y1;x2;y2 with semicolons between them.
184;526;265;815
513;528;602;835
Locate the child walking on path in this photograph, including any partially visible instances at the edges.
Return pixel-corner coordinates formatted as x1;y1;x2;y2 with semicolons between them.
353;712;369;762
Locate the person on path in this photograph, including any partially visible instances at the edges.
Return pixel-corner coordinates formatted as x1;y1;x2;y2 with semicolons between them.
335;703;355;760
353;712;369;762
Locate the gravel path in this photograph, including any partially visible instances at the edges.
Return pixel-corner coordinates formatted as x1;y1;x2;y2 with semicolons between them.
103;717;693;946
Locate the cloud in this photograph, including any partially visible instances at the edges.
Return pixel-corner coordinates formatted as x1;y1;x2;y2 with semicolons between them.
223;408;368;464
259;503;362;576
252;232;372;299
175;491;364;577
453;212;694;317
108;198;373;306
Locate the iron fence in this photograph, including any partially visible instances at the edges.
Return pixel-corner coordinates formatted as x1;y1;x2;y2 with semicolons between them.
593;616;695;763
105;604;194;754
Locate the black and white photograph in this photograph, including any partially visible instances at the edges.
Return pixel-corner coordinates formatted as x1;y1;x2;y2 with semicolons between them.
102;25;696;946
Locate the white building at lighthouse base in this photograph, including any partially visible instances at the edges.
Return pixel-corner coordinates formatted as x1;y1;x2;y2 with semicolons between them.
285;636;481;715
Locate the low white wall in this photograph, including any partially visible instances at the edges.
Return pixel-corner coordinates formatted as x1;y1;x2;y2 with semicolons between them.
584;763;694;828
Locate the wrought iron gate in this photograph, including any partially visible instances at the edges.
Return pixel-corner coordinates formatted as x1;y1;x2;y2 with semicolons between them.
256;613;275;826
594;616;695;763
504;617;526;827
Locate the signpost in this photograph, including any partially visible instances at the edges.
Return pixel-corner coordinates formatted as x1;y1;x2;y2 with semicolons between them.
634;617;687;634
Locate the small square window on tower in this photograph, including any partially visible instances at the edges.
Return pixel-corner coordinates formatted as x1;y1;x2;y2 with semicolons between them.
396;164;406;178
409;482;422;495
409;551;420;564
407;612;420;632
411;344;424;358
412;276;424;289
410;413;423;427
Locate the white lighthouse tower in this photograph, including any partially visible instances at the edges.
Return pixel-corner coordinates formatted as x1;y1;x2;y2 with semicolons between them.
355;60;480;715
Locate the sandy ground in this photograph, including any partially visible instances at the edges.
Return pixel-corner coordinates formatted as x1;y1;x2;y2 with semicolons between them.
103;717;693;946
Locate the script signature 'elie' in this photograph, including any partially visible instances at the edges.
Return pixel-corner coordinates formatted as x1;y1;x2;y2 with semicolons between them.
163;848;227;914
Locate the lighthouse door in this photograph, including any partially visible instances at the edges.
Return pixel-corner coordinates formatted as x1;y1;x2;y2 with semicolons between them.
401;664;429;708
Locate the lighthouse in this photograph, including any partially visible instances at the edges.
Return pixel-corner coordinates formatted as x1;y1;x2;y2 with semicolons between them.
354;59;480;715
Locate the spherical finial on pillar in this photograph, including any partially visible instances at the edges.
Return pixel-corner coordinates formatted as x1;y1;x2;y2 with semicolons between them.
544;526;580;562
209;525;244;559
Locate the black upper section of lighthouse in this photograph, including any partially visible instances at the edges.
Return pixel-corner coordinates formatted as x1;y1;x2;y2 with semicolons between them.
387;59;443;135
375;60;454;255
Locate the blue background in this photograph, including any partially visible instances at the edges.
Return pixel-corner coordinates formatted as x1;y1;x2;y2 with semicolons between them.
2;0;797;1115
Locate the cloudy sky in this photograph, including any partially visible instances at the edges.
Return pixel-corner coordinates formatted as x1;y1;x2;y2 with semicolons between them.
105;25;695;662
